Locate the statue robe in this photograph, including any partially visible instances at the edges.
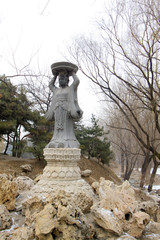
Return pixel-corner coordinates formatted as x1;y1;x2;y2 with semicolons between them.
45;82;83;148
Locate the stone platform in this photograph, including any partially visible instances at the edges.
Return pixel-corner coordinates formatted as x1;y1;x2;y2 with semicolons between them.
31;148;94;197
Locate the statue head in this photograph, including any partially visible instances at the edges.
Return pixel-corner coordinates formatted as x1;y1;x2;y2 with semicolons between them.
58;71;69;88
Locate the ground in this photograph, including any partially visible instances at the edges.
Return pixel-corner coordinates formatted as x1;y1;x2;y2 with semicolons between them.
0;154;45;179
0;153;160;189
0;153;121;184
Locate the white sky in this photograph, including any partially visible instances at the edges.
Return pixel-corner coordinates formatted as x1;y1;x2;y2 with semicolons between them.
0;0;106;123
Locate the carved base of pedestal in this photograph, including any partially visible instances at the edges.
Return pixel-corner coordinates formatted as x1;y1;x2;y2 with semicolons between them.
31;179;93;196
30;148;94;197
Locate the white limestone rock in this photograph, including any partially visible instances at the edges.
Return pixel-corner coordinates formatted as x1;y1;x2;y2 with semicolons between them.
0;178;18;210
91;202;123;236
146;220;160;234
81;169;92;177
13;176;35;194
11;226;35;240
0;173;13;180
0;204;12;230
91;181;99;193
117;235;137;240
20;164;32;173
138;201;158;220
91;179;151;238
124;211;150;238
157;207;160;222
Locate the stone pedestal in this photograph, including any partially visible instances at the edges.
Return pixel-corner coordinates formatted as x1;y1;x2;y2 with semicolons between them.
31;148;94;196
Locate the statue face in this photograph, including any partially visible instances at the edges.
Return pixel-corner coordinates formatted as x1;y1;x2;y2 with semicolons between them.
59;72;69;88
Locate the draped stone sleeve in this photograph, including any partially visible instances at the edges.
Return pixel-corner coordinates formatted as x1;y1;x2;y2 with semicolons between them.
45;87;57;121
69;83;83;120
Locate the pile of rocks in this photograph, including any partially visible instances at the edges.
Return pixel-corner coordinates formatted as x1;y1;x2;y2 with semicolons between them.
91;178;160;239
0;173;160;240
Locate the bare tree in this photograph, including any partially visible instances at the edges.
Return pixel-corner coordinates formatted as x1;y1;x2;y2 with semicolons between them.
22;72;52;114
2;68;52;114
68;0;160;190
105;102;144;181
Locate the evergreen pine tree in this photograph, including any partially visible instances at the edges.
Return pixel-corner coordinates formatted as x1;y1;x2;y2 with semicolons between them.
75;115;113;165
26;113;53;160
0;78;36;156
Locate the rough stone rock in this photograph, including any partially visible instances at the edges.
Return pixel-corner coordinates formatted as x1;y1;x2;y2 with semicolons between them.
94;226;116;240
146;220;160;234
81;169;92;177
10;211;25;229
0;173;12;181
91;179;151;238
20;164;32;173
47;190;93;214
15;191;33;212
11;226;35;240
22;196;45;226
91;202;123;236
55;223;95;240
21;190;92;239
117;235;137;240
55;204;94;240
156;207;160;222
13;176;35;194
32;191;95;240
35;203;57;239
91;181;99;193
141;233;160;240
134;187;160;203
0;231;13;240
0;204;12;230
138;201;158;220
0;178;18;210
98;179;137;214
34;174;42;183
73;191;93;213
124;211;150;238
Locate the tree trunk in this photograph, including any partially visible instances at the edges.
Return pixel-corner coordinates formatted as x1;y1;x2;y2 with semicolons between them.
140;154;152;188
12;132;16;157
148;157;159;192
12;135;16;157
12;123;19;157
124;155;129;180
3;134;10;155
124;157;137;181
145;161;152;184
88;143;92;159
124;169;132;181
121;152;125;178
88;149;91;159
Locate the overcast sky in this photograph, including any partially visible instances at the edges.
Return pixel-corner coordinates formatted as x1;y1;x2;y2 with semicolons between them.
0;0;106;122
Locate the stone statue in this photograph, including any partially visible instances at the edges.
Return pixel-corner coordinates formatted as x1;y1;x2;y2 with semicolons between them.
45;62;83;148
31;62;93;198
